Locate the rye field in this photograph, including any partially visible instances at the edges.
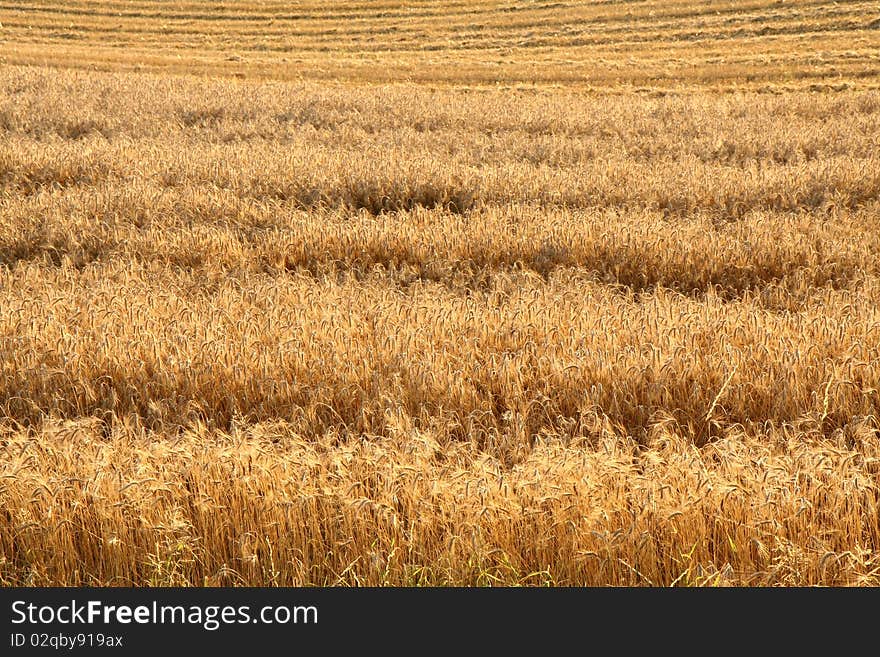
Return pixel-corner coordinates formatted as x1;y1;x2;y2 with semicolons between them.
1;1;880;586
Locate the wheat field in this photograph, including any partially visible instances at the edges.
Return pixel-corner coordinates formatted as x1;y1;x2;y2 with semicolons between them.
1;1;880;586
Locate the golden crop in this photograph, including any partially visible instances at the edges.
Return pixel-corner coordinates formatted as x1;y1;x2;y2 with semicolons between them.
1;1;879;585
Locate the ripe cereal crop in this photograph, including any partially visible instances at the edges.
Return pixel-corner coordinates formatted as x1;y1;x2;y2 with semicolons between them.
1;1;879;586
